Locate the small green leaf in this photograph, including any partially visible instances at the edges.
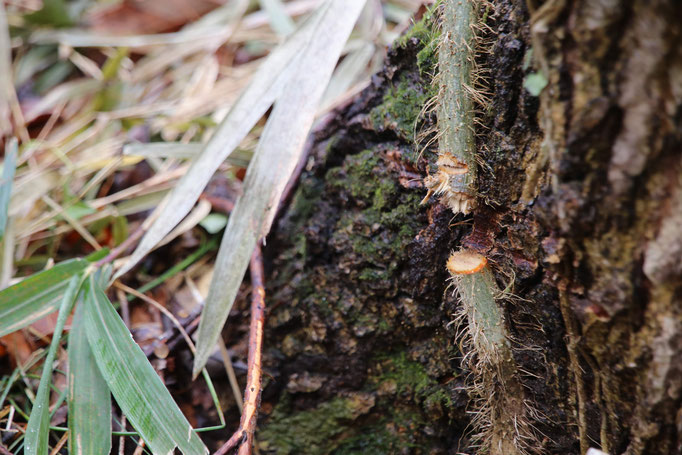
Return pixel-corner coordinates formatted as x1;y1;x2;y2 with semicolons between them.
0;138;17;241
63;200;96;221
523;71;548;96
24;0;74;27
82;275;207;455
101;48;129;81
68;296;111;455
25;275;81;455
199;213;228;234
33;59;74;94
0;258;89;337
112;215;129;247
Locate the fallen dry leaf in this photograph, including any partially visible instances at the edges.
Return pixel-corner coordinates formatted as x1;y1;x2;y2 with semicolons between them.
0;330;35;367
87;0;228;34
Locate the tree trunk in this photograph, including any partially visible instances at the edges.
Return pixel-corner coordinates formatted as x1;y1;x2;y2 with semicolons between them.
254;1;682;454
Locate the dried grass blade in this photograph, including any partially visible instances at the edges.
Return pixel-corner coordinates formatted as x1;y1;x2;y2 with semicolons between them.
0;4;11;137
113;3;331;281
123;142;252;167
258;0;296;36
0;138;17;241
192;0;368;377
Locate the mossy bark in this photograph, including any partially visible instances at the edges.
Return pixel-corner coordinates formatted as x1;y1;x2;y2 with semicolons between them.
253;1;682;454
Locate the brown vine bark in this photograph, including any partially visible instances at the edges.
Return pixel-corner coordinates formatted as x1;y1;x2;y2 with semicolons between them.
245;1;682;454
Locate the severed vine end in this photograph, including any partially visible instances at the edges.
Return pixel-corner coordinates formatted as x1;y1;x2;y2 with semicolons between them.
447;249;488;275
421;153;477;214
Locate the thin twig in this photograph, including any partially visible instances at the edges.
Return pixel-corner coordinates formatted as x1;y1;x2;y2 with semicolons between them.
0;442;14;455
214;430;245;455
218;338;244;414
118;415;127;455
185;274;244;411
200;194;235;213
113;281;196;353
94;224;146;268
48;431;68;455
132;438;145;455
214;246;266;455
116;289;131;327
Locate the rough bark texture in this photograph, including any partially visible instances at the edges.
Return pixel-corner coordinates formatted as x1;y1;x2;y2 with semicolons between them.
253;1;682;454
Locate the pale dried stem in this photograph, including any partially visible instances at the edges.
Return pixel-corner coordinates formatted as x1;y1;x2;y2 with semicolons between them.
214;246;266;455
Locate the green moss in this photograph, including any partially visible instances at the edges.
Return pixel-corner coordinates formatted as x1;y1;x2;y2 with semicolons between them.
374;352;433;396
328;151;384;201
259;394;375;455
258;353;442;454
326;150;421;281
371;351;453;412
369;78;430;145
332;409;424;454
394;7;440;76
261;13;460;444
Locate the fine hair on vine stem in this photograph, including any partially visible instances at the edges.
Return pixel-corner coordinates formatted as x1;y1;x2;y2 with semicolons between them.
447;249;541;455
421;0;494;215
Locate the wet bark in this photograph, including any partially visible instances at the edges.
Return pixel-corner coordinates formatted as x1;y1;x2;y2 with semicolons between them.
254;1;682;454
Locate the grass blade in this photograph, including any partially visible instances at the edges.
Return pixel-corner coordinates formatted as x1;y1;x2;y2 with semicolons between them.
0;258;89;337
192;0;367;377
82;275;207;455
113;3;330;281
68;295;111;455
258;0;296;36
0;138;17;241
24;275;81;455
0;3;12;136
123;142;252;167
321;42;375;110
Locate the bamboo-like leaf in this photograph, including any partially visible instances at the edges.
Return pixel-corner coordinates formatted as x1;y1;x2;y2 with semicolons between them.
192;0;367;377
68;296;111;455
113;3;331;281
0;138;17;241
82;275;207;455
0;258;89;337
321;42;375;110
24;275;81;455
123;142;252;167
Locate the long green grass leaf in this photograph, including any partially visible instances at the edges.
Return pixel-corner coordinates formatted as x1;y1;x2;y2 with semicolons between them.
68;296;111;455
0;258;89;337
113;3;331;282
82;275;207;455
0;138;18;241
192;0;367;376
24;275;81;455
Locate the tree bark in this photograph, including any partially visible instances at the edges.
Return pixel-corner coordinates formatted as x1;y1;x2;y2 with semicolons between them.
254;1;682;454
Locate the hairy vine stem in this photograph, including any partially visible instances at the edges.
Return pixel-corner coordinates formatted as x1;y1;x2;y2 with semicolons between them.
448;250;538;455
423;0;482;214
